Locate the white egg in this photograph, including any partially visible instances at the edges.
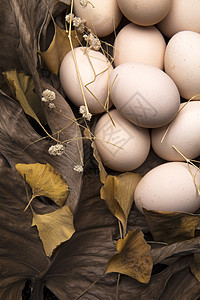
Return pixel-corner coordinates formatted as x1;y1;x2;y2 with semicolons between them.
113;23;166;69
94;109;150;171
134;162;200;214
158;0;200;38
117;0;172;26
152;101;200;161
109;63;180;128
73;0;122;37
164;31;200;100
60;47;113;113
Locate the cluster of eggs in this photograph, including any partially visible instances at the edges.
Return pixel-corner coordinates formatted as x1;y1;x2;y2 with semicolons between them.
59;0;200;214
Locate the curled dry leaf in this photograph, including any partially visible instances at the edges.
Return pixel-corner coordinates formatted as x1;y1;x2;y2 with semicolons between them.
100;172;142;234
32;205;75;257
105;229;153;284
16;163;69;207
38;22;81;75
3;70;46;124
143;209;200;244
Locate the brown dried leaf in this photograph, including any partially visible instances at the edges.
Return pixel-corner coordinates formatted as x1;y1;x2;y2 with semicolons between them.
143;209;200;244
84;128;107;184
38;23;81;75
100;173;142;233
16;163;69;207
190;253;200;283
3;70;46;124
105;229;153;284
32;205;75;257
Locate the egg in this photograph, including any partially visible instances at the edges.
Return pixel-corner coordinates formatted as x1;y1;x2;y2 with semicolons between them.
109;62;180;128
158;0;200;38
59;47;113;113
152;101;200;161
94;109;150;171
134;162;200;214
73;0;122;37
113;23;166;69
164;31;200;100
117;0;172;26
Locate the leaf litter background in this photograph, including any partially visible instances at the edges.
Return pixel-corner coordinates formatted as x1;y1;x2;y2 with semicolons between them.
1;1;200;299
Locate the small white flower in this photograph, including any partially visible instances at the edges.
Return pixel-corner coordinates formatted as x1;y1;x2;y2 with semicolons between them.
41;89;56;103
79;0;89;8
74;165;84;172
83;33;101;50
73;16;83;27
65;13;74;23
79;105;92;121
48;143;65;156
48;102;56;109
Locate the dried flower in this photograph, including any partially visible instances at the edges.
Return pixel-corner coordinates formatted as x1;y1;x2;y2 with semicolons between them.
79;0;89;8
48;102;56;109
79;105;92;121
83;33;101;50
74;165;84;172
41;89;56;103
48;143;65;156
65;13;74;23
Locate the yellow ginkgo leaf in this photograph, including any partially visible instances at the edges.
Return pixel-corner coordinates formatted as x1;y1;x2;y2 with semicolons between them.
143;209;200;244
100;172;142;234
38;23;81;75
15;163;69;208
105;229;153;284
3;70;46;124
32;205;75;257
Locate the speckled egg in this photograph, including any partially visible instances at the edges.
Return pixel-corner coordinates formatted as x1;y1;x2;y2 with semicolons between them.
60;47;113;113
94;109;150;171
113;23;166;69
164;31;200;100
152;101;200;161
109;62;180;128
134;162;200;214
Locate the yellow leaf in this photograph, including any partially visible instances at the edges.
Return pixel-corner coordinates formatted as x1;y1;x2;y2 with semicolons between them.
15;163;69;207
105;230;153;284
32;205;75;257
3;70;46;124
38;23;81;75
100;173;142;233
143;209;200;244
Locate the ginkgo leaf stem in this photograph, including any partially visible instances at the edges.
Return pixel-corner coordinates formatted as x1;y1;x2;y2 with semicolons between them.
24;195;37;211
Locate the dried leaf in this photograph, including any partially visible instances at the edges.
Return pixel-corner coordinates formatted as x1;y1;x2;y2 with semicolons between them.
84;128;107;184
3;70;46;124
105;229;153;284
190;253;200;283
143;209;200;244
100;173;142;233
16;163;69;207
32;205;75;257
38;23;81;75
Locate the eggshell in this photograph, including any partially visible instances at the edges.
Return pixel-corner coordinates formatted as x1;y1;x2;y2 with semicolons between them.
117;0;172;26
110;62;180;128
152;101;200;161
59;47;113;113
134;162;200;214
113;23;166;69
73;0;122;37
94;109;150;171
158;0;200;38
164;31;200;100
